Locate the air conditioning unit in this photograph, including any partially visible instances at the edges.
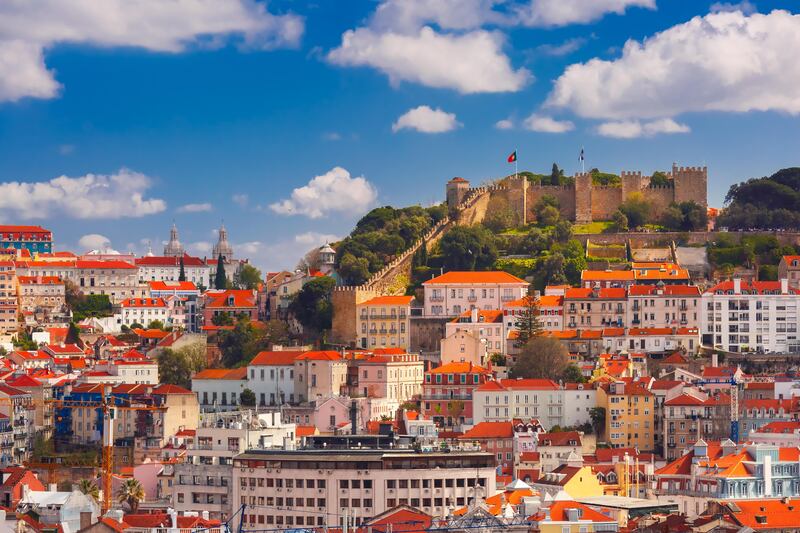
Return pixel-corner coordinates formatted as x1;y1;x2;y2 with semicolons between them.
327;470;333;474
388;489;394;493
276;469;282;473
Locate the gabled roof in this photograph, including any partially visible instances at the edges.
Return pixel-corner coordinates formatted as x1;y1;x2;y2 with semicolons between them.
428;362;490;374
545;501;615;523
295;350;343;361
663;352;689;364
581;270;634;281
537;431;582;447
459;421;514;440
423;271;527;285
705;280;798;295
564;287;626;299
249;350;305;366
153;384;193;395
148;280;199;291
120;297;167;308
75;260;136;269
193;368;247;380
6;375;42;388
476;378;559;392
451;309;504;323
204;289;256;309
360;295;414;306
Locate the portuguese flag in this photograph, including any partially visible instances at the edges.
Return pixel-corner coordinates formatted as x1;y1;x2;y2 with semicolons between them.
507;150;517;163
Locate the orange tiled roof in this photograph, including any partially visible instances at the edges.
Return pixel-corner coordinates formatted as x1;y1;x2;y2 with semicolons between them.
428;362;490;374
565;287;626;299
581;270;634;281
249;350;304;366
360;295;414;306
459;421;513;439
296;350;343;361
205;289;257;309
423;271;527;285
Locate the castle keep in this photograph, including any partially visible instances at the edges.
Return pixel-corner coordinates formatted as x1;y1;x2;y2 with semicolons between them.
447;163;708;224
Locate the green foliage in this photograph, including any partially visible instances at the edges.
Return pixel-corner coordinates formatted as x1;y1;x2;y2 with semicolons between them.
535;195;560;212
490;353;506;366
553;220;573;243
239;388;256;406
514;286;543;348
178;256;186;282
719;167;800;229
538;205;560;227
234;264;263;290
562;364;586;383
214;255;227;289
69;293;113;322
211;312;234;326
288;277;336;333
759;264;779;281
14;330;38;350
612;210;629;232
590;168;621;187
618;192;652;229
660;201;708;231
484;195;517;233
218;316;289;367
708;234;797;271
511;336;569;380
439;225;498;271
550;163;563;186
147;319;165;330
78;479;100;502
156;343;206;389
649;171;672;187
589;407;606;436
335;205;444;280
117;478;145;513
66;322;82;346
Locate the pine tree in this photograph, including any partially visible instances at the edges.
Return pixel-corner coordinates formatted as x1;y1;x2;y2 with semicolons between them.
214;254;227;289
178;256;186;282
419;240;428;266
551;163;563;186
514;284;543;348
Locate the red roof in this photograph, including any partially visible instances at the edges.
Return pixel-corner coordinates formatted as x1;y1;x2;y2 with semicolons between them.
564;287;626;299
205;289;256;309
249;351;304;366
706;280;798;295
17;276;62;285
5;375;42;388
360;295;414;306
75;260;135;269
133;328;170;339
296;350;343;361
663;352;689;364
476;378;559;392
544;501;614;523
120;297;167;308
628;284;700;296
148;280;199;291
153;384;193;395
459;421;513;439
537;431;582;447
723;498;800;530
423;271;526;285
192;368;247;380
135;254;205;267
428;362;490;374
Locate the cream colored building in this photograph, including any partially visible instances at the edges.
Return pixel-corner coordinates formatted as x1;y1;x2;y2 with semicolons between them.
0;261;17;335
357;352;423;405
16;276;65;314
293;351;348;403
423;271;527;317
626;284;701;329
356;295;413;349
440;329;487;367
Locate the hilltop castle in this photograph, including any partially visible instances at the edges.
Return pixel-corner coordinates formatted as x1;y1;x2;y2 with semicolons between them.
447;163;707;224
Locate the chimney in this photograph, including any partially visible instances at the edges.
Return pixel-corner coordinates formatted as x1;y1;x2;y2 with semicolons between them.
781;278;789;295
202;510;210;521
168;508;178;529
79;511;93;530
48;483;57;492
470;308;479;323
733;278;741;294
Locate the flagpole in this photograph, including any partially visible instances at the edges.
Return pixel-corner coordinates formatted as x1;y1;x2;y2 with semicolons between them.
515;147;518;179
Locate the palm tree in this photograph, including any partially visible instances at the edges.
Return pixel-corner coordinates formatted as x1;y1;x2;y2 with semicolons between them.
77;479;100;503
117;478;145;513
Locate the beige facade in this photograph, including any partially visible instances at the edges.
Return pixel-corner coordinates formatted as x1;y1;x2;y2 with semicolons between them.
445;309;506;355
440;329;487;367
627;285;701;329
0;262;17;335
16;276;65;314
356;295;412;349
563;287;627;329
597;381;655;452
423;271;527;317
357;353;424;404
233;448;496;526
779;255;800;290
293;351;348;403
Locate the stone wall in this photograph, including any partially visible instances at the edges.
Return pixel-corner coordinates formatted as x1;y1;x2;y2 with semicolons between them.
525;185;577;222
641;186;675;215
673;165;708;208
330;286;378;346
590;186;624;221
409;316;449;353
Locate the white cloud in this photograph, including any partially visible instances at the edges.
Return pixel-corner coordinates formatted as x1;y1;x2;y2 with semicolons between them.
177;202;213;213
523;114;574;133
187;241;212;254
328;26;529;94
270;167;378;219
322;132;342;141
295;232;340;246
0;168;166;219
78;234;111;250
548;10;800;120
495;118;514;130
57;144;75;155
536;37;587;56
369;0;505;33
392;106;461;133
237;241;263;255
516;0;655;27
232;194;248;207
597;118;690;138
711;1;757;14
0;0;303;102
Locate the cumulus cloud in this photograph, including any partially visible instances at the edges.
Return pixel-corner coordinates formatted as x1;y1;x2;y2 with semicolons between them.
232;194;249;207
369;0;506;33
78;234;111;250
328;26;529;94
392;106;461;133
711;1;757;14
597;118;690;138
270;167;378;219
0;0;303;102
523;114;574;133
516;0;655;27
495;118;514;130
0;168;166;219
295;232;341;246
187;241;212;254
177;203;213;213
536;37;587;56
547;10;800;120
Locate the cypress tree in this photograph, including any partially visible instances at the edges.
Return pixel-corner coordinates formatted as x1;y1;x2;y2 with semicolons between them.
419;241;428;266
514;284;543;348
214;255;227;289
178;256;186;282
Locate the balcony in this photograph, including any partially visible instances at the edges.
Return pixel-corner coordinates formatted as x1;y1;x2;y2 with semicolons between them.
467;296;478;302
429;295;444;302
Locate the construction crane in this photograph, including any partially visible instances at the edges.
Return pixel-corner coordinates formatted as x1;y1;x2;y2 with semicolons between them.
693;370;750;442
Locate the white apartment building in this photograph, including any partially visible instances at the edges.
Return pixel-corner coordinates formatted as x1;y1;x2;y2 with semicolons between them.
173;411;296;521
192;368;248;411
701;279;800;354
472;379;596;428
247;351;304;406
627;284;701;329
93;360;159;385
422;271;527;317
18;259;145;304
233;445;496;526
445;309;507;355
503;294;564;332
117;297;170;327
136;254;211;288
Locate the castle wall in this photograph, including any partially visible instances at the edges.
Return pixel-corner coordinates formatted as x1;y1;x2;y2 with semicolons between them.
673;165;708;208
574;174;592;223
590;187;624;221
525;186;577;222
641;186;675;216
331;286;379;346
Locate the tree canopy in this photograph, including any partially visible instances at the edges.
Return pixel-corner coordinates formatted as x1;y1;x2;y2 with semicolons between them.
511;336;569;381
718;167;800;229
156;343;207;389
660;201;708;231
214;255;227;289
288;276;336;333
439;225;498;271
217;316;289;367
617;192;652;229
234;264;262;290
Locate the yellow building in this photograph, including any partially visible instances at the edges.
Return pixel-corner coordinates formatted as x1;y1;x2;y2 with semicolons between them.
597;380;655;451
356;295;413;349
530;464;604;499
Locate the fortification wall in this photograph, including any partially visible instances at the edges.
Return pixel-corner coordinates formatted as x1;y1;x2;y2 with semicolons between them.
590;187;624;221
410;317;449;353
673;165;708;208
456;187;494;225
642;186;675;215
331;286;379;346
524;185;577;222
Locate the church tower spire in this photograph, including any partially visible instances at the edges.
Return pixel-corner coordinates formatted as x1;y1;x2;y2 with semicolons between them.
163;222;184;257
213;221;233;261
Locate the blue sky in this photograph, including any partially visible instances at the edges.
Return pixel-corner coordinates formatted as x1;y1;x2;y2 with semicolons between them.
0;0;798;271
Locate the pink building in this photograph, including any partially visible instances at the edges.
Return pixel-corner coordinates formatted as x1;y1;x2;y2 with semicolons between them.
202;289;257;325
422;271;527;317
422;362;492;429
357;351;424;404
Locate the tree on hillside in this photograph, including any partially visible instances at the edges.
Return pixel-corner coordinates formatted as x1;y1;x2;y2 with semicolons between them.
147;320;165;330
214;255;227;289
538;205;560;227
218;316;289;367
553;220;573;243
339;253;370;285
234;264;262;290
562;364;586;383
440;225;498;271
650;171;671;187
612;210;629;232
590;407;606;437
550;163;563;186
117;478;145;513
618;192;652;229
289;277;336;333
514;286;543;348
661;201;708;231
511;336;569;381
65;322;82;347
178;256;186;282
